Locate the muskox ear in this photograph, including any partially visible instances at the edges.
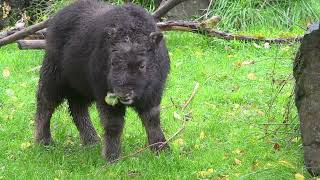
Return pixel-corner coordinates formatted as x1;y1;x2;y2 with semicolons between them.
105;27;117;39
149;32;163;46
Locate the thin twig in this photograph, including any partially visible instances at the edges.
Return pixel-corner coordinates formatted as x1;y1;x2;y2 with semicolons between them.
159;120;186;148
109;142;164;163
182;82;200;110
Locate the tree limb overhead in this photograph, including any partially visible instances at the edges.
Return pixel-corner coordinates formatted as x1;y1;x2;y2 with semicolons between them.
152;0;188;21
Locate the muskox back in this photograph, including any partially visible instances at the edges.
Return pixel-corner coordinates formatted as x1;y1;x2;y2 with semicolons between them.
45;0;169;100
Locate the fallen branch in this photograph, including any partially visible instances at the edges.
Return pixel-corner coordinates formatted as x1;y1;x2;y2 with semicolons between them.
0;19;49;47
182;82;200;110
17;40;46;50
157;21;303;43
153;0;188;21
15;20;302;50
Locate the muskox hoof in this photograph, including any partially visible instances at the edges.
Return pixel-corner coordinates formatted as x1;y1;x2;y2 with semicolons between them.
102;147;120;163
150;141;170;153
35;136;53;146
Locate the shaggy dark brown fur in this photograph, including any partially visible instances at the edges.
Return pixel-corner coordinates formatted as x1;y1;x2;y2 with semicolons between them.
35;0;170;161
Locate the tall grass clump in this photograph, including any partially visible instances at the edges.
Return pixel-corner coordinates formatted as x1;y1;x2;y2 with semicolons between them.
207;0;320;31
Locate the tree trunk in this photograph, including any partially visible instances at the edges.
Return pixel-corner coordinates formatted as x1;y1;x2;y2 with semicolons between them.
294;23;320;177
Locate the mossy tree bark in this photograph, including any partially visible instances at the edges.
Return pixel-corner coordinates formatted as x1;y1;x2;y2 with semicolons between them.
294;23;320;176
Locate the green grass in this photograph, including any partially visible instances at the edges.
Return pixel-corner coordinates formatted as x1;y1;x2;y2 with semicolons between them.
0;30;307;179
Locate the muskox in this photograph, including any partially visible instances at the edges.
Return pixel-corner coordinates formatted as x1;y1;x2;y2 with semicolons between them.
34;0;170;161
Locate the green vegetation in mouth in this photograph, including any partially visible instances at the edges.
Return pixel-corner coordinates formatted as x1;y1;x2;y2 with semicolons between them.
105;92;119;106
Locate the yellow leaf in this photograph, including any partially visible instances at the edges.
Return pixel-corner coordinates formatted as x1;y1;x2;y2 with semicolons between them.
200;131;205;140
256;109;265;116
207;168;214;174
21;142;31;150
197;170;208;177
247;73;257;80
279;160;295;169
233;148;242;155
2;67;10;78
294;173;304;180
235;61;242;67
235;158;242;165
242;60;255;66
174;138;184;146
227;54;235;58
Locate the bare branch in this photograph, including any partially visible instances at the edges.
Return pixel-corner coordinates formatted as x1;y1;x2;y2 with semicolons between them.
152;0;188;21
0;19;49;47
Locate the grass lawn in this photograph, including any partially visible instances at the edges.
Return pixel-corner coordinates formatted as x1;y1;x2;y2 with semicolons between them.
0;30;307;179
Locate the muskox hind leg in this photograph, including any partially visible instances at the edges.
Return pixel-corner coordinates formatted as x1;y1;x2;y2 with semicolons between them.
35;93;58;145
68;99;100;145
137;105;169;152
35;60;63;145
97;102;125;162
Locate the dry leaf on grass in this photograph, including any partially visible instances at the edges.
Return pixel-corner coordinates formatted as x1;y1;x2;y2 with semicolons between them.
247;73;257;80
2;67;10;78
200;131;205;140
21;142;31;150
235;158;242;165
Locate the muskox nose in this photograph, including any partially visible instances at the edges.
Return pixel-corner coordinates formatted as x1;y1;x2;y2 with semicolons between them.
116;90;134;100
117;90;134;105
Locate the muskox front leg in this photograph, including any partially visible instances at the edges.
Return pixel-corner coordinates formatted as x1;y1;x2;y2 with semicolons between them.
68;99;100;145
97;102;125;162
137;105;169;151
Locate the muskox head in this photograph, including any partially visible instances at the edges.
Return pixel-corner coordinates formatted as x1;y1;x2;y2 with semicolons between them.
107;32;163;105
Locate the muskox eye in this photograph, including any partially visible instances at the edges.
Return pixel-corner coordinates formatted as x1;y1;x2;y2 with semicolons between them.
139;64;145;70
